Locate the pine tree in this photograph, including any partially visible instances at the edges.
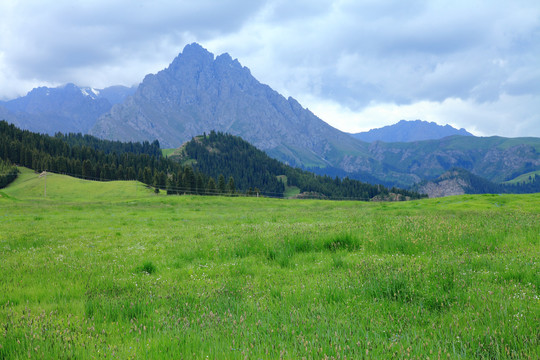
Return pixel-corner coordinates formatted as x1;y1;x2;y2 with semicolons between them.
166;175;175;195
207;177;217;195
227;176;235;195
183;166;196;194
143;167;153;185
217;174;226;194
82;159;93;179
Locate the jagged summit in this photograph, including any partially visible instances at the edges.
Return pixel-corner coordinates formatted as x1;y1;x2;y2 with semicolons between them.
165;44;248;82
167;43;214;71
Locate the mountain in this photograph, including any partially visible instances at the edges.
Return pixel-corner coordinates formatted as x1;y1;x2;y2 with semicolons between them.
0;83;135;135
90;43;368;168
89;44;539;189
2;43;538;191
350;120;473;143
413;168;540;198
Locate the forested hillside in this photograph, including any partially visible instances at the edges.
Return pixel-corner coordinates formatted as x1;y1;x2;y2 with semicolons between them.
1;121;425;200
0;121;215;195
172;131;426;200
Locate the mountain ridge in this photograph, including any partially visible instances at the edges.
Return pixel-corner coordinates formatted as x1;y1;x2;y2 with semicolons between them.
1;42;539;189
350;119;473;143
0;83;135;134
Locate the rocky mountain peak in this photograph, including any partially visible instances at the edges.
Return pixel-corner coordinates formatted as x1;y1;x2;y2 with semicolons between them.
90;43;361;164
167;43;214;73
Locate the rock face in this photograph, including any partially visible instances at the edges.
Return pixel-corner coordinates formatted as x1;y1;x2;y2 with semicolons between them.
417;177;468;198
0;84;135;135
350;120;473;143
90;43;365;167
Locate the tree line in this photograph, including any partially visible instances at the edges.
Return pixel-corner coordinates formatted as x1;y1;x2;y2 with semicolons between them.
0;121;427;200
181;131;426;200
0;121;234;195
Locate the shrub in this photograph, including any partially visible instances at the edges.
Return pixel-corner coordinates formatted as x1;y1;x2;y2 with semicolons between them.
323;233;359;251
139;261;156;274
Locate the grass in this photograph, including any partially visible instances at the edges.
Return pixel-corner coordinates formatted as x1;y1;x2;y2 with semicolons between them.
161;148;176;157
504;170;540;184
0;170;538;358
277;175;301;198
2;167;155;201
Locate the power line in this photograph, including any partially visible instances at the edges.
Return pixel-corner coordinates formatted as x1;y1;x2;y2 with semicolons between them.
1;167;380;201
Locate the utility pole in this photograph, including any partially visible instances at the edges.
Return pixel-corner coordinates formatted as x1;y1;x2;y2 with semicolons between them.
39;171;47;197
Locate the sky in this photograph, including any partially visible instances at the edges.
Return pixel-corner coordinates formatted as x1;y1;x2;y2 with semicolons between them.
1;0;539;137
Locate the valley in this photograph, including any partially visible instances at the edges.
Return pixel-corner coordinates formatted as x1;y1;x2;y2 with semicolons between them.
0;170;538;358
2;4;539;359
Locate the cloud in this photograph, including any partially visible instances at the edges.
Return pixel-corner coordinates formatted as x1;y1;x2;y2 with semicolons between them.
306;93;540;138
0;0;266;92
1;0;539;137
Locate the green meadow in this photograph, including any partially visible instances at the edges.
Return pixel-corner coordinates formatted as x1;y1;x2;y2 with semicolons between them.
0;168;538;359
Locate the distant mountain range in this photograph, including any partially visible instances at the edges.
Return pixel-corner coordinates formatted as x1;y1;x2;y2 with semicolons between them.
1;43;539;191
350;120;473;143
0;83;135;134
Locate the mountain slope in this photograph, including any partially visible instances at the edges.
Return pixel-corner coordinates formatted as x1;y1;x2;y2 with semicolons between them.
413;168;540;198
307;134;540;188
0;84;135;135
356;135;540;186
350;120;473;143
90;43;369;168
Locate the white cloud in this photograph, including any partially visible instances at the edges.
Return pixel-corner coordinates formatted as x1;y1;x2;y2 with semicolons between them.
305;93;540;138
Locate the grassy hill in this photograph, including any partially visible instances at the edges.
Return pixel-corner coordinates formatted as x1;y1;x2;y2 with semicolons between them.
0;173;538;358
1;167;156;202
504;170;540;185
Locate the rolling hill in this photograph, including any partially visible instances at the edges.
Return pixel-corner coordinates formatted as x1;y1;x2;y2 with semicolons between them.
168;131;425;200
1;121;424;200
0;167;154;201
353;135;540;187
